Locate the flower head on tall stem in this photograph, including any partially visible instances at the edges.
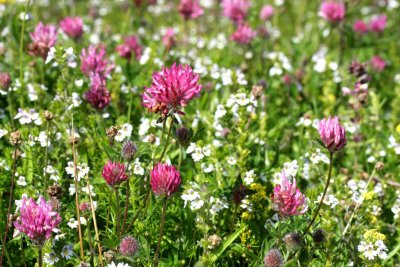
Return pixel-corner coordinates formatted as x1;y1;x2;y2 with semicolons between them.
119;236;139;257
80;45;114;77
271;172;308;217
150;163;181;198
222;0;250;24
264;248;284;267
230;23;256;45
14;196;61;247
60;17;84;39
369;14;387;33
259;5;274;21
84;73;111;110
116;35;142;60
142;63;202;116
178;0;204;20
102;161;129;187
28;22;58;59
318;116;346;153
319;1;345;23
353;20;368;34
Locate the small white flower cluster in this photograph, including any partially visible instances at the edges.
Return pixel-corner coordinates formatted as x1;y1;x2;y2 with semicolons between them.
115;123;133;142
66;92;82;110
14;108;42;125
45;165;61;182
358;240;388;261
67;217;87;228
181;183;228;214
295;116;319;128
107;262;131;267
388;135;400;155
365;147;386;163
226;93;257;116
306;149;330;165
391;191;400;220
186;143;211;162
46;47;77;68
347;179;382;204
129;158;145;176
65;161;90;181
243;170;256;185
314;193;339;209
0;128;8;139
267;51;292;77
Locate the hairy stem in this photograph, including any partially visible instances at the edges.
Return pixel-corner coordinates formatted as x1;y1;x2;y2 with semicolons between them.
159;117;174;162
121;179;130;236
154;198;167;267
304;152;334;235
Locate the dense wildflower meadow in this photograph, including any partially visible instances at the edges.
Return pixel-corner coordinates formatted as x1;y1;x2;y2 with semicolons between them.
0;0;400;266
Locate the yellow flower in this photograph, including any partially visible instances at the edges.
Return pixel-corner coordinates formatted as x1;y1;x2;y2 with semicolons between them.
363;191;375;200
241;212;252;221
396;124;400;134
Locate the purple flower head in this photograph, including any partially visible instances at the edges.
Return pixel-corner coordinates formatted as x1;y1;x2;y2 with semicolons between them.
14;196;61;246
116;35;142;60
119;236;139;257
162;28;176;50
60;17;84;39
264;248;284;267
80;45;114;77
142;63;202;115
369;14;387;33
353;20;368;34
370;56;385;72
230;23;256;45
178;0;204;20
102;160;128;187
259;5;274;21
271;172;308;217
319;1;345;23
222;0;250;23
150;163;181;198
318;116;346;153
28;22;58;59
84;73;111;110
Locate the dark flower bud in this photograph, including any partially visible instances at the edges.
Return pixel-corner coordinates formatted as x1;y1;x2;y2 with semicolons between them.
43;110;54;121
47;184;63;199
375;162;384;171
106;126;119;138
175;127;192;147
283;232;303;252
312;228;326;244
122;140;138;161
264;249;284;267
103;250;115;263
0;72;11;90
148;133;156;144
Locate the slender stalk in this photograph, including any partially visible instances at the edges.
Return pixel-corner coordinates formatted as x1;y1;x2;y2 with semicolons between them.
303;153;334;235
158;117;174;162
115;188;121;236
19;0;31;83
341;169;376;237
86;177;104;267
0;146;19;266
178;147;182;170
121;180;130;236
126;188;150;233
160;119;167;143
38;247;42;267
71;115;85;262
154;198;167;267
43;120;50;192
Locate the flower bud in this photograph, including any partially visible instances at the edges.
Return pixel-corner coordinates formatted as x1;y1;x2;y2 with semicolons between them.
312;228;326;244
43;110;54;121
283;232;303;252
375;162;384;171
175;127;192;147
0;72;11;90
122;140;137;161
264;249;284;267
106;126;119;139
119;235;139;257
9;130;22;145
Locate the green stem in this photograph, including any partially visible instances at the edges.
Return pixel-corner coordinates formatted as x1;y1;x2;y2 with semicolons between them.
43;120;50;192
38;247;42;267
178;147;182;170
341;169;376;237
19;0;31;83
154;198;167;267
115;188;120;236
126;188;150;232
303;152;334;235
121;180;130;236
158;117;174;162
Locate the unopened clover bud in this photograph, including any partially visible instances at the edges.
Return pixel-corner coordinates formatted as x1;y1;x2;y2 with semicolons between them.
283;232;303;252
106;126;118;138
207;234;221;249
313;228;326;244
122;140;137;162
175;127;192;147
375;162;384;171
264;249;284;267
43;110;54;121
0;72;11;90
148;133;156;144
9;130;22;145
